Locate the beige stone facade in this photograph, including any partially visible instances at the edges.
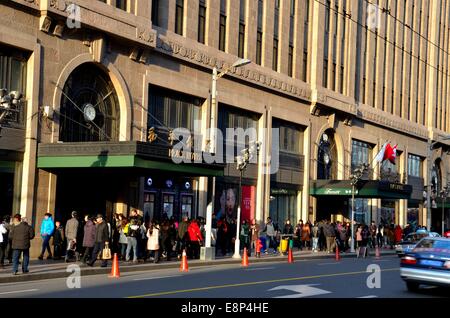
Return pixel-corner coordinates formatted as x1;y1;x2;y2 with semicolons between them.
1;0;450;256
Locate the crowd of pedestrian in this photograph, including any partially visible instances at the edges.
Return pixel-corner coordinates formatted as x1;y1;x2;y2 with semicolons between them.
0;209;430;275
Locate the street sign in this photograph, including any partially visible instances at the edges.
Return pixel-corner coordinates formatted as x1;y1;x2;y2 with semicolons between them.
268;284;331;298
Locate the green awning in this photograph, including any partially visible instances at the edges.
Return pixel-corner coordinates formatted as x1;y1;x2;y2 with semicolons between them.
37;155;223;177
310;180;412;199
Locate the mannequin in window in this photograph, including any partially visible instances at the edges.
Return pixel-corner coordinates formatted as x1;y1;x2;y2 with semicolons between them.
318;133;332;179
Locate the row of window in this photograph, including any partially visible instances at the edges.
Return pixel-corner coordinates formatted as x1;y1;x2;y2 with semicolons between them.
148;87;304;155
351;140;424;178
152;0;309;80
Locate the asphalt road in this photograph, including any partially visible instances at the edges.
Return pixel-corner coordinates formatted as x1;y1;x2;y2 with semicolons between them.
0;255;448;298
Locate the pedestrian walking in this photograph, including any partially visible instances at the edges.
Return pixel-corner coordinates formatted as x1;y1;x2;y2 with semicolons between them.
118;217;128;260
65;211;79;262
295;220;303;250
53;221;65;260
187;219;203;259
264;217;278;254
87;214;109;268
0;216;9;267
312;222;319;252
323;220;336;253
146;220;160;263
216;217;228;256
240;220;250;256
177;216;189;259
302;222;311;250
377;224;384;248
125;217;139;263
250;219;260;257
81;215;96;264
38;213;54;260
10;214;35;275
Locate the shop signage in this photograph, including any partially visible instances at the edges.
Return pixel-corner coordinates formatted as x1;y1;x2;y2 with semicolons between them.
168;148;202;162
270;189;298;195
322;188;358;195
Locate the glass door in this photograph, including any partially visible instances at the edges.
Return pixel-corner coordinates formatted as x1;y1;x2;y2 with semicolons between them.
181;195;193;219
162;193;175;219
144;192;156;224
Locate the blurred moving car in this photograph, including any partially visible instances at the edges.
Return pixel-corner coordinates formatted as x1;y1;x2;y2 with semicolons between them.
444;231;450;238
395;230;439;257
400;237;450;292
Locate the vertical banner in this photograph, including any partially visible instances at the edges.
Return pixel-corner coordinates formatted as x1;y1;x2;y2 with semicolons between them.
241;186;255;222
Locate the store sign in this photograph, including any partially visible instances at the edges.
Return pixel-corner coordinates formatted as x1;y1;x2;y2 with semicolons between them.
168;148;202;162
322;188;358;195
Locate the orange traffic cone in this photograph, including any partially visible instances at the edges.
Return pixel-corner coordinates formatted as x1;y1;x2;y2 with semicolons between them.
375;246;381;259
180;249;189;272
335;244;341;261
109;253;120;278
242;247;249;267
287;248;294;263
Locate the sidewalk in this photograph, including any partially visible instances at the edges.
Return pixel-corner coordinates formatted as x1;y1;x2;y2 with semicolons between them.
0;248;397;284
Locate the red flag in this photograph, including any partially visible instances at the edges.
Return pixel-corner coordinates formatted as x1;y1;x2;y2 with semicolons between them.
383;144;397;164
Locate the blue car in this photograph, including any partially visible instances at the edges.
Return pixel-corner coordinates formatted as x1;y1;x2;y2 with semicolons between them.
400;237;450;292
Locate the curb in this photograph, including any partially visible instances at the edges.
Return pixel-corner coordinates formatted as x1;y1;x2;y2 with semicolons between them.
0;251;397;284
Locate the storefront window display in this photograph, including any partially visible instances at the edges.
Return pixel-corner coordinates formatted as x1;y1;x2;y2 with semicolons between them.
381;199;396;226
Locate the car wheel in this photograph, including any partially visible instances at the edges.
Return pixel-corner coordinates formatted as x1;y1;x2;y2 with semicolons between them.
406;282;420;292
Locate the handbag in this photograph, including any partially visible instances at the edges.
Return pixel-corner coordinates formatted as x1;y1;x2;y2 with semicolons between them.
102;243;112;260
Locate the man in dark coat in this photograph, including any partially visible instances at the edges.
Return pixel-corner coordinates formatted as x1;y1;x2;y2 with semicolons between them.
9;214;35;275
65;211;79;262
87;214;109;267
81;215;96;263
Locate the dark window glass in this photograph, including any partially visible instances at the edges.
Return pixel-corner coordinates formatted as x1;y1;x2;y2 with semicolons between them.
288;45;294;77
302;51;308;82
116;0;127;10
198;2;206;44
273;39;279;71
408;154;423;177
238;23;245;58
256;31;263;65
151;0;159;26
175;0;184;35
219;14;227;51
351;140;373;173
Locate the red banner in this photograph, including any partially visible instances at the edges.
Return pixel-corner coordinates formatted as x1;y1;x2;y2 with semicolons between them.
241;186;255;222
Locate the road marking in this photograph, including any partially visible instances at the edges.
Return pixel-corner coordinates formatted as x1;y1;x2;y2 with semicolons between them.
317;262;340;266
0;289;39;295
358;295;378;298
269;284;331;298
127;268;399;298
132;275;181;281
245;267;275;271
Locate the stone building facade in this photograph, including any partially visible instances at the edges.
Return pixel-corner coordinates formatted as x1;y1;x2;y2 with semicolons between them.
0;0;449;256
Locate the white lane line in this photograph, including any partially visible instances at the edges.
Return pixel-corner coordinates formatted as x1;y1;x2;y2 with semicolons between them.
244;267;275;271
0;289;39;296
132;275;181;281
358;295;378;298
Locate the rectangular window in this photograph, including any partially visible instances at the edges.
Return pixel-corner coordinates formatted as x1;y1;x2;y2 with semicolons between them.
198;1;206;44
162;194;175;219
302;51;308;82
256;31;263;65
323;59;328;87
256;0;263;65
303;0;309;82
238;0;246;58
408;155;422;177
351;140;373;172
116;0;127;10
273;39;279;71
175;0;184;35
288;45;294;77
219;0;227;51
148;86;202;134
151;0;159;26
0;49;27;127
238;23;245;58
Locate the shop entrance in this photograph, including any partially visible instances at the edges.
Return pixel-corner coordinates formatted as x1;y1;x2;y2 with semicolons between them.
0;172;13;217
54;169;137;223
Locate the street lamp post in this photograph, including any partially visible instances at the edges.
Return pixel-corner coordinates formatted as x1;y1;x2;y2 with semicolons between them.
202;58;251;261
232;141;260;259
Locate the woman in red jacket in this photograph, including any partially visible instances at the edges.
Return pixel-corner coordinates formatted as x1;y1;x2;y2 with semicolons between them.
394;225;403;244
187;219;203;259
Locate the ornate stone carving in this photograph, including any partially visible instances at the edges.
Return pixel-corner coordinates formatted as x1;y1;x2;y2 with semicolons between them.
155;35;310;102
129;47;140;61
90;37;107;63
137;28;156;46
50;0;67;11
40;15;52;33
53;22;65;38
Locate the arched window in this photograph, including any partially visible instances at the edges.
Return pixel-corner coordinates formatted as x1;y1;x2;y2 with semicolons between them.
317;129;337;179
59;63;120;142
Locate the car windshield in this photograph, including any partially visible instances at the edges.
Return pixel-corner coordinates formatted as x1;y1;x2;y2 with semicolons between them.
415;239;450;250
